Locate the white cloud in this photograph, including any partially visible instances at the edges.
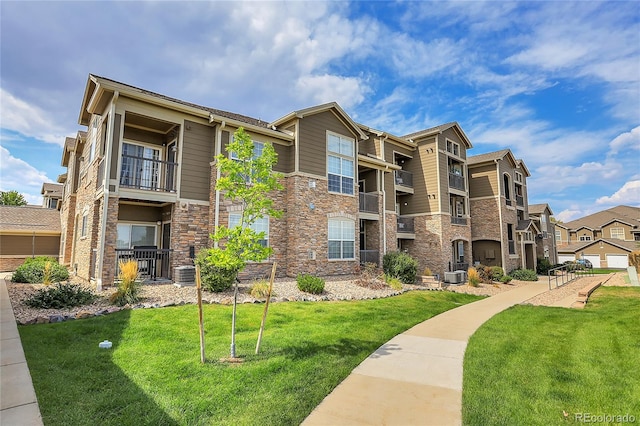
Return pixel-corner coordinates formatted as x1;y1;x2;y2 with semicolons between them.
294;74;369;109
0;88;68;146
596;180;640;206
609;126;640;154
555;209;585;223
0;146;51;205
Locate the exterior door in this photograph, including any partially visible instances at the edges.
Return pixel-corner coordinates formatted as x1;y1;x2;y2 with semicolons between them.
161;222;171;278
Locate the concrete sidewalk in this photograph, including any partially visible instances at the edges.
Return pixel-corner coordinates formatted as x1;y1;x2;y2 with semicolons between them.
303;282;549;425
1;278;43;425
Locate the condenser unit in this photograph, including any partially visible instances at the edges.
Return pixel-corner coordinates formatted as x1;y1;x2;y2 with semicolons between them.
174;265;195;287
444;272;463;284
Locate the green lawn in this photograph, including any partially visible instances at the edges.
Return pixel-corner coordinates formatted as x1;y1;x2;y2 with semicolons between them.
463;287;640;425
19;291;481;426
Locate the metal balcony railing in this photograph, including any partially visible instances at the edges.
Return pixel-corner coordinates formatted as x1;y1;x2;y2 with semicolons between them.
397;216;415;233
359;192;379;213
448;173;465;191
120;154;177;192
116;247;173;281
394;170;413;188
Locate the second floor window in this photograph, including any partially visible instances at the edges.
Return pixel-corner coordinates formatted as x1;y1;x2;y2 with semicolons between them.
327;133;354;195
446;140;460;156
579;235;592;241
610;227;624;240
121;142;161;190
230;140;265;183
555;230;562;242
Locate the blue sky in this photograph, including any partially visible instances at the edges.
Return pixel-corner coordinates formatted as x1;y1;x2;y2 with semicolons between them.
1;1;638;221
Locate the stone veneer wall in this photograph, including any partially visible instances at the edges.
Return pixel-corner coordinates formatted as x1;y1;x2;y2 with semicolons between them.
59;194;76;266
470;198;501;241
385;211;398;254
171;202;211;271
99;196;119;286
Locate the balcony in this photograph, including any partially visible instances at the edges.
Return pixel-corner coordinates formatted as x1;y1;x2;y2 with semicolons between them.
451;216;467;225
448;172;465;191
120;154;177;192
394;170;413;192
116;247;173;282
397;216;415;234
360;250;380;266
359;192;379;214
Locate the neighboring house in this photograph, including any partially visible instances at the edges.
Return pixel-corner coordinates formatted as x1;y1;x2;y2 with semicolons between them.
41;182;63;209
0;205;61;271
59;74;545;287
555;205;639;268
468;149;539;272
528;203;558;265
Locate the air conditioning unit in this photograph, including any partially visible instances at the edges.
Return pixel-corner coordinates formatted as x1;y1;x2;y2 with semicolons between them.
444;271;467;284
174;265;195;287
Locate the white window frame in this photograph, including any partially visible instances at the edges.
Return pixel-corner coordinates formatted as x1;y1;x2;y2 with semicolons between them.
555;230;562;242
446;139;460;156
579;235;592;241
81;214;88;238
230;139;265;183
328;218;355;260
515;171;523;183
116;223;158;249
120;141;163;190
228;212;269;247
610;227;624;240
327;132;355;195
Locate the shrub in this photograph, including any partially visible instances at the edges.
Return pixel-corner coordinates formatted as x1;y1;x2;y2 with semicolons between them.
110;260;141;306
296;274;325;294
500;275;513;284
630;250;640;268
194;251;239;292
385;275;403;290
382;251;418;284
490;266;504;282
468;267;480;287
12;258;69;284
25;282;97;309
355;263;386;289
250;280;272;299
509;268;538;281
536;258;554;275
423;267;433;276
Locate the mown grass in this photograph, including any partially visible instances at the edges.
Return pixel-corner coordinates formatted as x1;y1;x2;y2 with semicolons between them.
463;287;640;425
19;290;481;425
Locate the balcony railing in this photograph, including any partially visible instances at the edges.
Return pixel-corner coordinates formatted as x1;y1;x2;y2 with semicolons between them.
120;154;177;192
448;173;465;191
394;170;413;188
516;195;524;207
359;192;379;214
360;250;380;266
397;216;415;233
451;216;467;225
450;262;469;272
116;247;173;281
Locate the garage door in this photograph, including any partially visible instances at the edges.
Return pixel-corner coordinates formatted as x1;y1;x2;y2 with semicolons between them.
584;255;601;268
558;255;575;263
606;254;629;269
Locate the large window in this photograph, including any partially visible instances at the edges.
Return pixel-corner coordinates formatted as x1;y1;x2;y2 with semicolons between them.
117;224;157;249
555;230;562;242
328;218;355;259
228;213;269;247
230;140;265;183
610;227;625;240
446;140;460;156
120;142;161;190
327;133;354;195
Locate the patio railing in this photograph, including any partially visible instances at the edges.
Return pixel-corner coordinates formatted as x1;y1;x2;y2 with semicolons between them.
115;247;173;281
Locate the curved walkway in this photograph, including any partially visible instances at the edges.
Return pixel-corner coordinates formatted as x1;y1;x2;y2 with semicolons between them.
0;278;43;426
303;282;550;425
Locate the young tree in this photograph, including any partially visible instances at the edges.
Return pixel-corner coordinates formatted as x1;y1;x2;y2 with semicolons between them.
198;127;283;359
0;190;28;206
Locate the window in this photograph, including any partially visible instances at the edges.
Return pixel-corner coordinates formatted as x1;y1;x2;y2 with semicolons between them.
610;228;624;240
515;171;523;183
87;115;100;165
327;133;354;195
503;174;512;204
230;139;265;183
117;224;157;249
555;230;562;242
120;142;161;190
81;214;88;238
579;235;592;241
446;140;459;156
328;218;355;259
229;213;269;247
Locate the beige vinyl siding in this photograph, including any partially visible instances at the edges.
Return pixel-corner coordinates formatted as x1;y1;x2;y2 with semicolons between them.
109;114;122;181
123;126;165;146
441;128;468;159
385;173;396;210
469;164;498;198
221;128;292;173
404;140;436;215
359;169;378;192
358;137;377;157
117;204;163;222
602;222;632;240
299;111;356;177
181;120;214;201
0;235;61;256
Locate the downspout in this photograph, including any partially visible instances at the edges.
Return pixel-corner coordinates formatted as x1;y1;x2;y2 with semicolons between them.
496;159;506;271
380;135;388;255
96;90;118;291
212;119;225;248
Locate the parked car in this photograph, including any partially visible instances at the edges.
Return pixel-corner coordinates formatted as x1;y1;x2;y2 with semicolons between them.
576;259;593;269
563;259;593;270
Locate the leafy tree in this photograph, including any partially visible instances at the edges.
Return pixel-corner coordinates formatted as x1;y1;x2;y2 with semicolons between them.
198;127;283;358
0;190;28;206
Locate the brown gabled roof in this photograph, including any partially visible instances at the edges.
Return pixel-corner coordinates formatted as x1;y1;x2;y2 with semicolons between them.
402;122;472;148
41;183;63;197
558;238;637;254
467;149;512;166
88;74;268;128
563;205;640;231
529;203;554;216
0;206;61;234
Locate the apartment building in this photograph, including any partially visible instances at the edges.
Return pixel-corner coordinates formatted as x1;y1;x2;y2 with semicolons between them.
528;203;558;265
60;74;546;287
468;149;538;272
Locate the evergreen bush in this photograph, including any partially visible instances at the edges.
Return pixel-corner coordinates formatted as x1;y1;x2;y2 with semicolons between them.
12;258;69;284
25;282;96;309
296;274;325;294
509;268;538;281
194;251;239;292
382;251;418;284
